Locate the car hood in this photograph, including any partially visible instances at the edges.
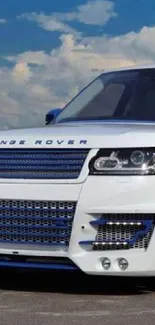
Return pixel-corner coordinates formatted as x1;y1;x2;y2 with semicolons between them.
0;122;155;148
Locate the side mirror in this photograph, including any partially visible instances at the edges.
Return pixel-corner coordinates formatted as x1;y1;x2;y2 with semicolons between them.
45;108;61;125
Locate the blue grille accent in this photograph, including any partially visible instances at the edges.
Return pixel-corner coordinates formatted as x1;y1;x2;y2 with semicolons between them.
0;149;89;179
79;214;155;250
0;200;76;247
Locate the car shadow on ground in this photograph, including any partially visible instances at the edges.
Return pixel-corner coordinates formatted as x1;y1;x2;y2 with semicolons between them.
0;268;154;296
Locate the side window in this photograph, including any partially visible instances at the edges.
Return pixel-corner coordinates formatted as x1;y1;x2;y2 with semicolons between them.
77;83;126;118
122;82;155;119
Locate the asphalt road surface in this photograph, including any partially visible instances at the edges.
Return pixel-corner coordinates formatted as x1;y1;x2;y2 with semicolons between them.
0;268;155;325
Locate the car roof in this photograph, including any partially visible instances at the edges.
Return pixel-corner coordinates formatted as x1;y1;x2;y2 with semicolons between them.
102;63;155;75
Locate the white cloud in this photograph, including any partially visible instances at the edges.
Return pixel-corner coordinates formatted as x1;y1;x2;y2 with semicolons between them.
0;18;7;24
82;26;155;62
7;51;48;66
18;12;80;36
2;25;155;130
12;62;33;84
55;0;117;26
18;0;117;33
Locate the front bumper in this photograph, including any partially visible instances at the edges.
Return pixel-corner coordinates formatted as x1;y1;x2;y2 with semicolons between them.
0;176;155;276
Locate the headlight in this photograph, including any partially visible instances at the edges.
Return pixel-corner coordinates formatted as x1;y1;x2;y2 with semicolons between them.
89;148;155;175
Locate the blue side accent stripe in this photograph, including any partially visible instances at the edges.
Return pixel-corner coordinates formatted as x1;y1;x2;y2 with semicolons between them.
0;261;78;270
0;165;83;171
0;224;70;230
90;219;152;226
0;216;72;223
0;240;68;246
0;206;75;213
0;231;69;237
0;161;84;166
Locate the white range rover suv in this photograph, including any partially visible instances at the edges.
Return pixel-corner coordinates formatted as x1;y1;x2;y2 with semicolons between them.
0;65;155;276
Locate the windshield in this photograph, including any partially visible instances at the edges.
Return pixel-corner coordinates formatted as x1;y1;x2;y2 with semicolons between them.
54;68;155;123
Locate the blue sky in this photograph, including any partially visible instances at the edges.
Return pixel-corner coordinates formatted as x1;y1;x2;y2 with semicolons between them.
1;0;155;55
0;0;155;129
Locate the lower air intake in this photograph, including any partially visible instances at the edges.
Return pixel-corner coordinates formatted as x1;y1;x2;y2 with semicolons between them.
0;199;76;248
93;214;155;251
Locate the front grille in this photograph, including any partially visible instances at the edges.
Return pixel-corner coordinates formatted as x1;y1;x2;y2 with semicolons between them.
0;149;89;179
0;199;76;247
93;214;155;250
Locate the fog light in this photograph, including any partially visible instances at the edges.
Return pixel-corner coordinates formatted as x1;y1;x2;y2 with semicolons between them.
118;258;128;270
102;258;111;270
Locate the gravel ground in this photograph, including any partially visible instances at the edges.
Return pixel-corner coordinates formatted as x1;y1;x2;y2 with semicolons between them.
0;268;155;325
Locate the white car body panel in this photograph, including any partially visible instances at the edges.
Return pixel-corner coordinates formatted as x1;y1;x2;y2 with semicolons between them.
0;65;155;276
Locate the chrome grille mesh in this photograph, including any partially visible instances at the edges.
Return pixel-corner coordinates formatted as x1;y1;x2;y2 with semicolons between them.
0;199;76;246
0;149;89;179
93;214;155;250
